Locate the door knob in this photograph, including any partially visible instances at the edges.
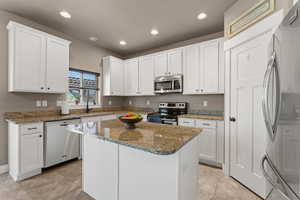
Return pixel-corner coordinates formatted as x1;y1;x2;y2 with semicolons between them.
229;117;236;122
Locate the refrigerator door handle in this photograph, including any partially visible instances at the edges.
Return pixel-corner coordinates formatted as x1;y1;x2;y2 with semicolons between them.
262;52;276;141
261;155;278;188
262;155;300;200
272;56;281;139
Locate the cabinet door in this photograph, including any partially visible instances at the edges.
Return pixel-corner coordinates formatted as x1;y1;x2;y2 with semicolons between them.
46;37;69;93
154;53;168;77
183;45;200;94
196;120;217;162
198;128;217;162
167;48;183;75
110;58;124;95
124;59;139;95
218;39;225;93
13;27;46;92
139;56;154;95
21;133;43;174
200;41;219;93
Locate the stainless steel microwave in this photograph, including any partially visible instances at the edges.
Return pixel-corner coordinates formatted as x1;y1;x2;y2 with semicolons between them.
154;75;183;94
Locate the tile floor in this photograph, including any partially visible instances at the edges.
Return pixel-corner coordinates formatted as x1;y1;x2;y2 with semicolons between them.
0;160;262;200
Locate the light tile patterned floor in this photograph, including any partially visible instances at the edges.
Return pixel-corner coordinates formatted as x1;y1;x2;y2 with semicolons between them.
0;160;262;200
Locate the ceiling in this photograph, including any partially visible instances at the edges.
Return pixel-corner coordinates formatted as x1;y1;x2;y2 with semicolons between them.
0;0;237;56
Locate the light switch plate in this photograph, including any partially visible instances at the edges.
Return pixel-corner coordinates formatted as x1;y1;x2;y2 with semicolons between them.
42;100;48;107
36;100;41;107
146;100;150;105
129;100;132;105
203;101;208;107
108;100;112;105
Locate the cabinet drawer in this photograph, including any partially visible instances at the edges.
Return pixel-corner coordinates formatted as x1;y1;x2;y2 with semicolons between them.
195;120;216;129
178;118;195;127
21;123;43;135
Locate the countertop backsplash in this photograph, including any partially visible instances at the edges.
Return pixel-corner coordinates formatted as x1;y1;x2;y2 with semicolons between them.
123;94;224;112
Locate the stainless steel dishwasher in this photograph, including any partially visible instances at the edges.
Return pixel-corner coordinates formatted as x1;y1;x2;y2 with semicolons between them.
44;118;81;168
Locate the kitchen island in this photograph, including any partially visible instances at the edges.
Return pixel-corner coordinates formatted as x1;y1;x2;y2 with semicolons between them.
68;119;202;200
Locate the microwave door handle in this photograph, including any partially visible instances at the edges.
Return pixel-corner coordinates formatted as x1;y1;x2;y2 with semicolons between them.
262;52;276;141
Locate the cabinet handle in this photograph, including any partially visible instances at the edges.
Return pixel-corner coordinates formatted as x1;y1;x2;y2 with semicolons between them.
201;89;204;92
28;127;37;130
39;135;43;138
202;123;210;126
47;87;50;90
41;87;44;90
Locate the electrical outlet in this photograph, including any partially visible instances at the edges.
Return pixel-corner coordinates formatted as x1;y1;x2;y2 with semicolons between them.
203;100;208;107
42;100;48;107
108;100;112;105
129;100;132;105
36;100;41;107
146;100;150;105
56;100;62;107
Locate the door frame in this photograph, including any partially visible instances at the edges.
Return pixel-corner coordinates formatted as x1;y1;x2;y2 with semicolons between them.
223;9;284;176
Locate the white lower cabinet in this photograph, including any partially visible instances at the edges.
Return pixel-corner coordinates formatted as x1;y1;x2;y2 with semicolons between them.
178;118;224;166
8;122;44;181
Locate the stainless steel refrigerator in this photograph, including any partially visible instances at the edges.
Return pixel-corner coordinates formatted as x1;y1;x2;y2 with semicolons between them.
262;2;300;200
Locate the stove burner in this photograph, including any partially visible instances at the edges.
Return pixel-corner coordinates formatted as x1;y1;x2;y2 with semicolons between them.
147;102;188;125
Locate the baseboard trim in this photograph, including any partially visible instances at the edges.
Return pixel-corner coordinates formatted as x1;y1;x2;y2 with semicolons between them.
0;164;8;175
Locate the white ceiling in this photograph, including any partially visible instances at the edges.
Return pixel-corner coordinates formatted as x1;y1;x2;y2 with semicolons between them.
0;0;237;56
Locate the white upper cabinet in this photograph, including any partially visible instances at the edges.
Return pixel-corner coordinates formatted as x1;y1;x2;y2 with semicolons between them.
124;58;139;96
167;48;183;75
154;48;183;77
183;44;201;94
46;37;70;93
138;55;155;95
103;56;124;96
200;40;219;93
183;38;224;95
7;21;71;93
154;52;168;77
218;39;225;93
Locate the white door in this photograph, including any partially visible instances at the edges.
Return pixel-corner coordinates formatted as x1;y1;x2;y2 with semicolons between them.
124;59;139;95
110;58;124;96
200;41;219;93
46;37;69;93
167;48;183;75
14;27;46;92
21;133;43;174
183;45;200;94
230;33;270;198
139;56;154;95
154;52;168;76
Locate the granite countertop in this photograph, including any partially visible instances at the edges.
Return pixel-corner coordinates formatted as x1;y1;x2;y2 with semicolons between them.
4;108;151;124
68;119;202;155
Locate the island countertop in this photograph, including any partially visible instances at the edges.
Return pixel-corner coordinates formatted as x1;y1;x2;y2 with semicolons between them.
68;119;202;155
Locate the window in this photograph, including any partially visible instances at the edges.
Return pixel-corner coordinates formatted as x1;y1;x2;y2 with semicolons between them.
67;69;100;106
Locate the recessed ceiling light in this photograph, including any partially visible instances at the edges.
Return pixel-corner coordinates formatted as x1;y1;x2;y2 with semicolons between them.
89;37;98;41
120;40;127;46
60;10;71;19
197;12;207;20
151;29;159;36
